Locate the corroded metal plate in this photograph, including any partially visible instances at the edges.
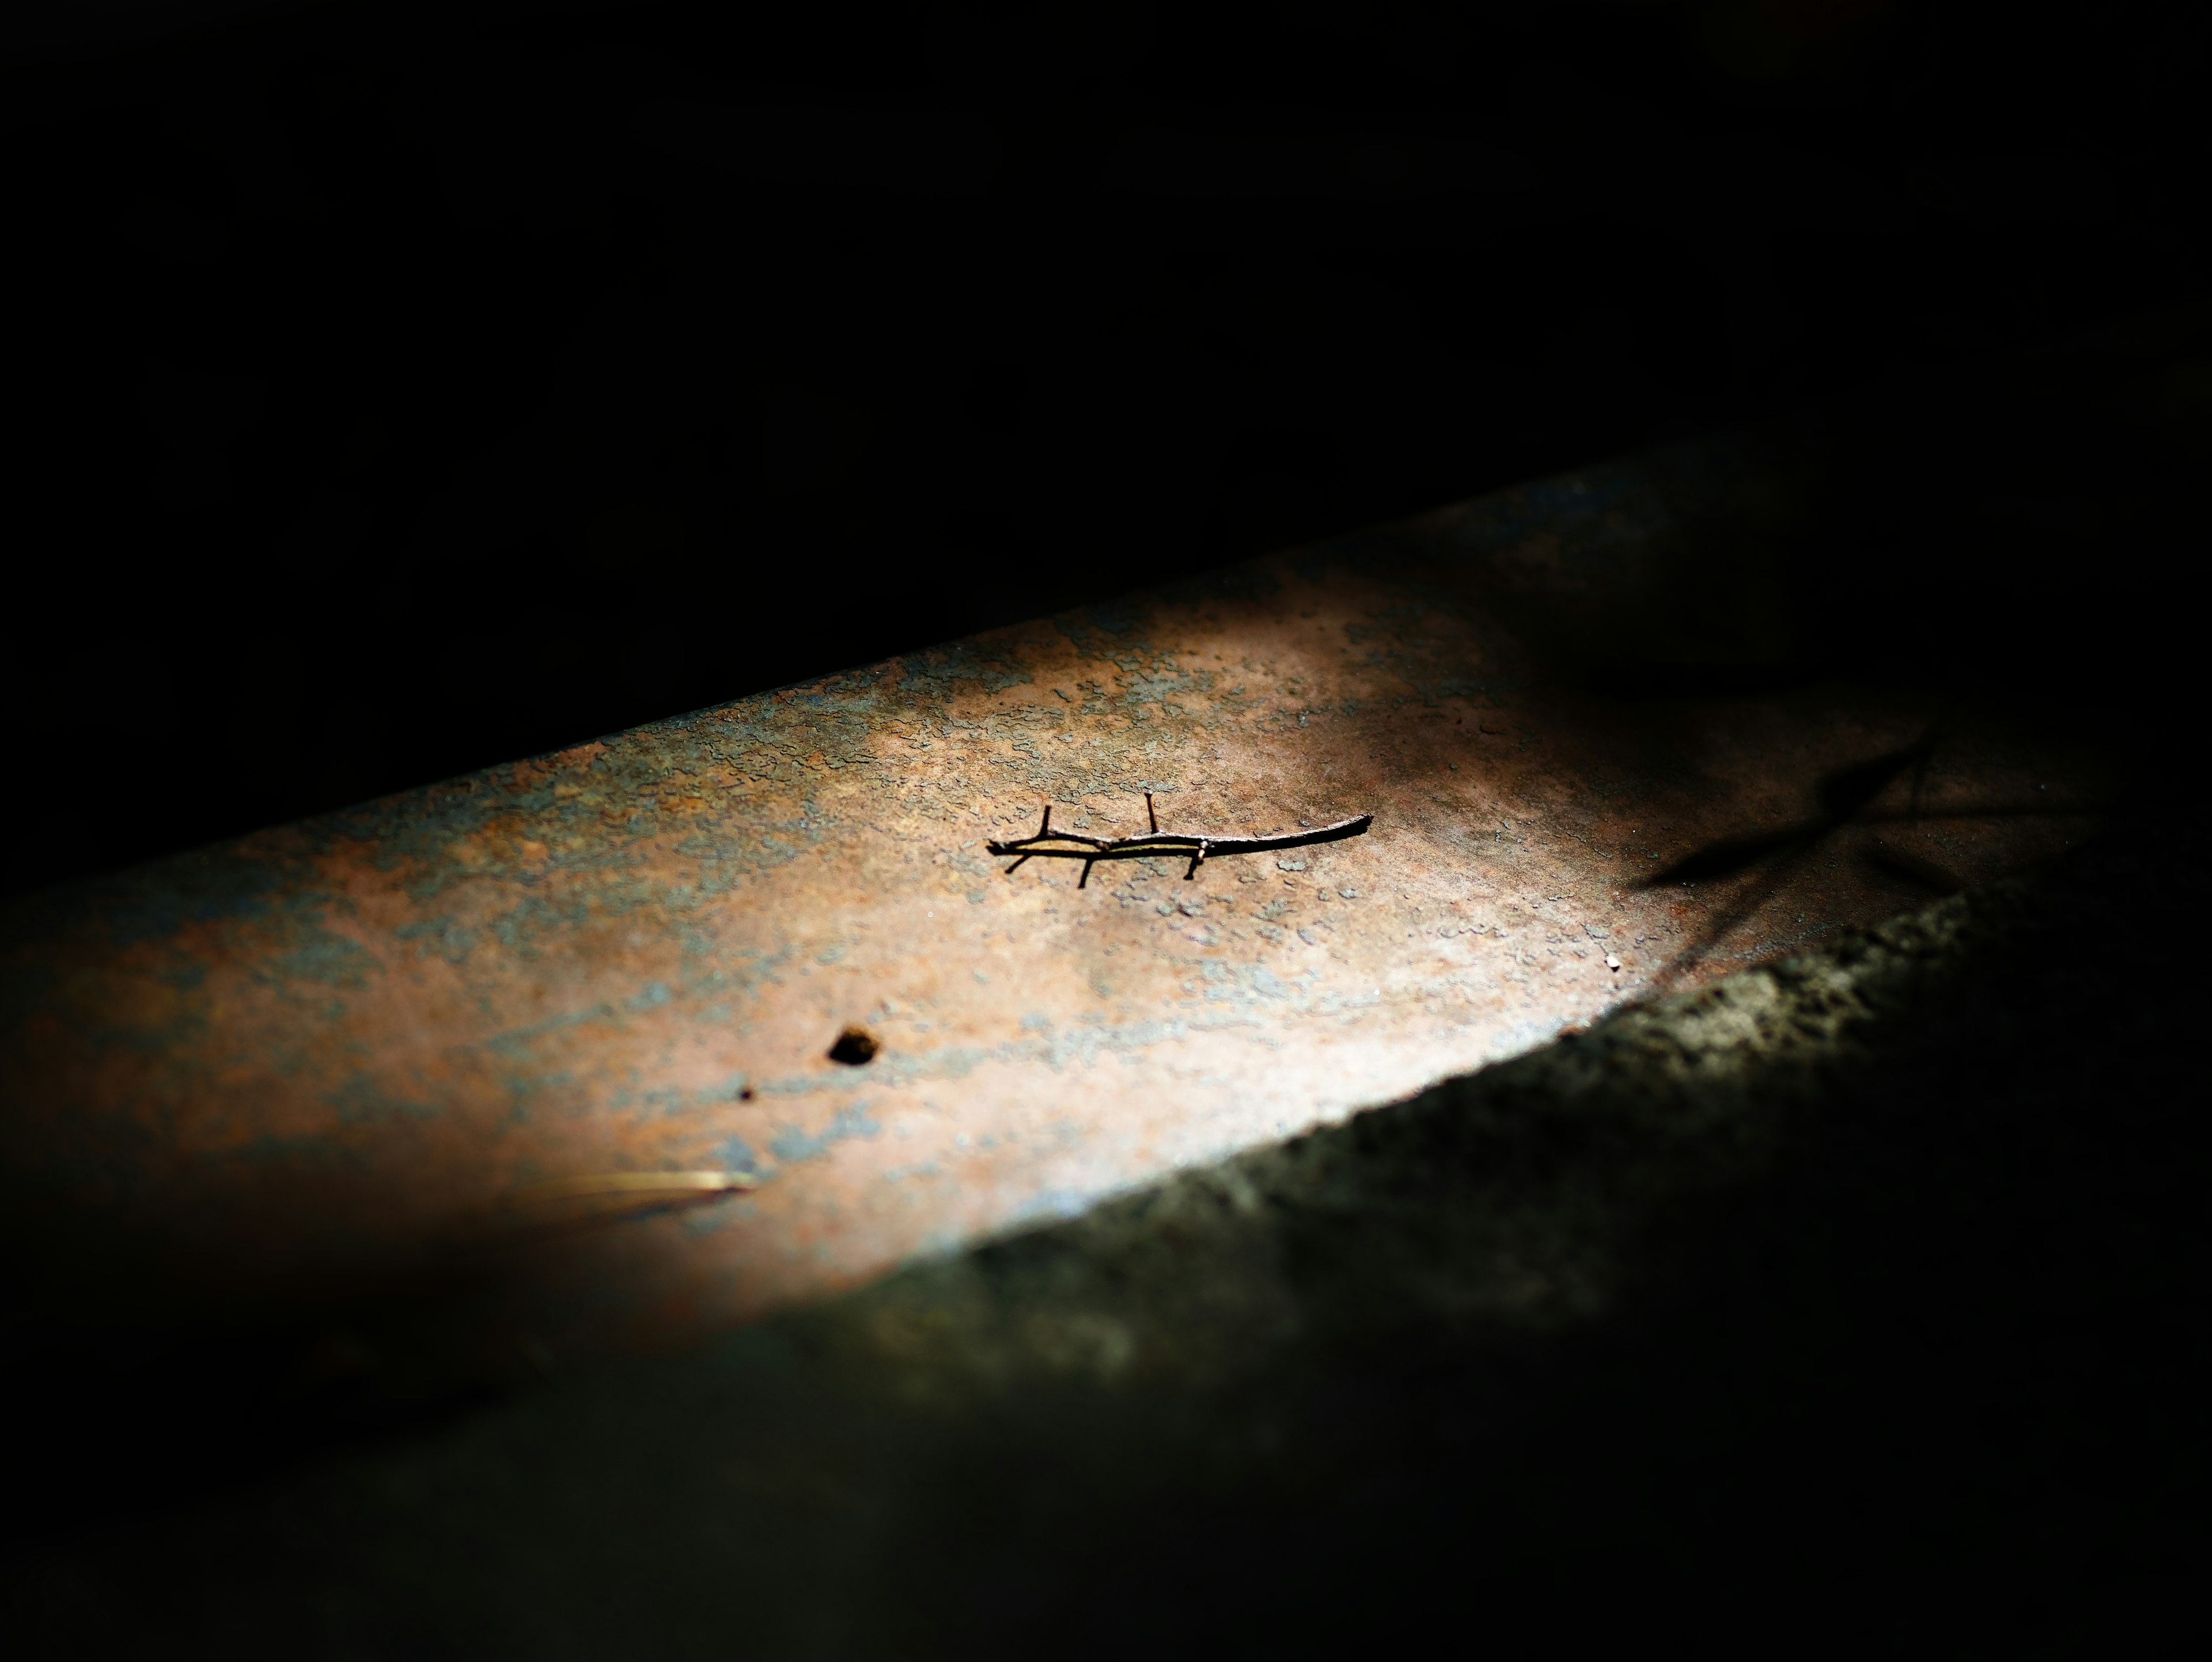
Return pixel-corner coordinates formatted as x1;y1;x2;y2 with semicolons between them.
1;438;2104;1361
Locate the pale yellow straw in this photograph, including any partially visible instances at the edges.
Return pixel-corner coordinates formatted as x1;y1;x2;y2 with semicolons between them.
509;1170;758;1203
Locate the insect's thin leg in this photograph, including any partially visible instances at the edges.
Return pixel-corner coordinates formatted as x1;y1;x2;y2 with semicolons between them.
1039;804;1052;838
1080;858;1096;889
1146;792;1158;833
1005;855;1031;874
1184;853;1200;881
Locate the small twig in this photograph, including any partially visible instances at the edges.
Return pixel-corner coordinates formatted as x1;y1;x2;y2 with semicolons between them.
988;793;1373;885
510;1171;758;1202
464;1170;759;1247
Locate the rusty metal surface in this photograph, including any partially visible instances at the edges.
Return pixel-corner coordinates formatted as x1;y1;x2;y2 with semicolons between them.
1;436;2107;1362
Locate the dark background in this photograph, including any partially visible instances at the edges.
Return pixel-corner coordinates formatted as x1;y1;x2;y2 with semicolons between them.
3;8;2210;1646
3;0;2205;895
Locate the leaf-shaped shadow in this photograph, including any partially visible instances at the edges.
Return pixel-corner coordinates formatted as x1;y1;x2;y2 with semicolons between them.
1637;737;1936;891
1815;743;1930;823
1860;837;1965;896
1637;827;1810;887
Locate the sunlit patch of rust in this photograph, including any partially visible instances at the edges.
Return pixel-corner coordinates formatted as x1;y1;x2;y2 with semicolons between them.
0;434;2118;1360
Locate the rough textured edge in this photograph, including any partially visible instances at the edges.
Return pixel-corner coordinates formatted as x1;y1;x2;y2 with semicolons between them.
785;879;2027;1403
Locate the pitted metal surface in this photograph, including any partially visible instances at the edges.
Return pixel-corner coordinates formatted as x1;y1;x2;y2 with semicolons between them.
1;437;2105;1360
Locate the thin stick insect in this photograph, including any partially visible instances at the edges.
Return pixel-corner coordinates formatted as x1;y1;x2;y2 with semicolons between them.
987;793;1372;887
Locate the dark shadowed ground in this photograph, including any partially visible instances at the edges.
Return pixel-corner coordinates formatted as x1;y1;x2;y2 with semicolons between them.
7;796;2207;1657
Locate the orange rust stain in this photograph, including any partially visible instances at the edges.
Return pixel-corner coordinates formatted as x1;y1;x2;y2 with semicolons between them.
1;455;2113;1359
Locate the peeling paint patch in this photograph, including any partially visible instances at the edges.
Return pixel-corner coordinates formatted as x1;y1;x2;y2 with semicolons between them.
771;1105;882;1164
